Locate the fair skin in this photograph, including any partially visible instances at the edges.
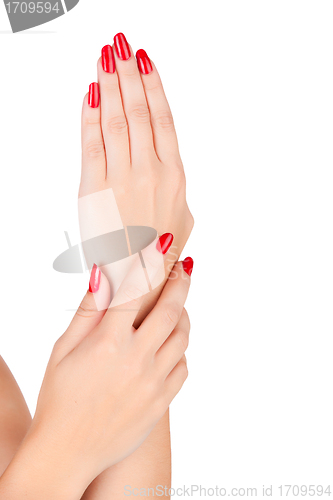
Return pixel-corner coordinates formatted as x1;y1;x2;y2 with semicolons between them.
79;35;193;498
0;260;191;499
80;36;193;327
0;33;193;497
0;357;31;477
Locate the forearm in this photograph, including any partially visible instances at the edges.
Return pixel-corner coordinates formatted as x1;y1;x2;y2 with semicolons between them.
0;357;32;476
1;262;178;500
0;426;89;500
82;411;171;499
82;275;174;500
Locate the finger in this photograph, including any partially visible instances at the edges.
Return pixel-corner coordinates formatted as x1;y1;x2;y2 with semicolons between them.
162;355;188;406
97;50;131;179
53;265;111;362
136;259;193;353
155;308;190;378
137;54;181;165
113;33;155;165
80;85;106;196
100;233;173;332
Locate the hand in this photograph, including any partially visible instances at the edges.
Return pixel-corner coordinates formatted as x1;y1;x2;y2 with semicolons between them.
79;34;194;309
25;257;192;497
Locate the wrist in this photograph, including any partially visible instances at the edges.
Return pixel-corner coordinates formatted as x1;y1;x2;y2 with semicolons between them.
0;421;91;500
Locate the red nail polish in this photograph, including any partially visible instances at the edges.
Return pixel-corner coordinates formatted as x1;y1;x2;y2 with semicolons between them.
89;264;101;293
102;45;115;74
182;257;194;276
88;82;99;108
114;33;131;61
156;233;174;254
136;49;153;75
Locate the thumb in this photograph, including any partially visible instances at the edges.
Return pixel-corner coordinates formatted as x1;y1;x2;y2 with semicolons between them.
54;264;111;361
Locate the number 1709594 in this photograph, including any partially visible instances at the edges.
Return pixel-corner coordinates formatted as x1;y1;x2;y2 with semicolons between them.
5;2;60;14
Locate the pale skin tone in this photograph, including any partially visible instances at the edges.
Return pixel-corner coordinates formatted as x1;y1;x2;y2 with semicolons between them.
0;357;31;477
0;33;193;498
0;262;191;499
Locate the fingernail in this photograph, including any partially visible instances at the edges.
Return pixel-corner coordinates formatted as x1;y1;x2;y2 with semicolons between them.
89;264;101;293
136;49;153;75
182;257;194;276
156;233;174;254
102;45;115;73
114;32;131;61
88;82;99;108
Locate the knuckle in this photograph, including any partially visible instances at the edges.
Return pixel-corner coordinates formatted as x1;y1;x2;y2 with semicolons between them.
95;331;108;351
163;302;182;327
143;251;164;271
84;140;105;159
182;308;191;331
177;329;189;352
95;335;114;359
174;158;184;170
144;79;162;93
76;295;97;319
179;359;189;381
133;171;158;191
121;66;138;78
187;211;195;231
153;111;174;131
129;104;150;123
83;116;101;126
95;327;123;357
122;356;142;381
112;183;128;198
171;167;186;187
100;80;119;94
109;323;122;345
121;284;144;303
104;115;128;135
52;336;63;354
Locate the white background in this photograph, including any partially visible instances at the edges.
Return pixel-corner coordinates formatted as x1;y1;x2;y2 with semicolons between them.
0;1;332;497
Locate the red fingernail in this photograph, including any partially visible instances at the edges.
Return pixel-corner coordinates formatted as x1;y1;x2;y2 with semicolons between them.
156;233;174;254
102;45;115;74
89;264;101;293
88;82;99;108
182;257;194;276
136;49;153;75
114;33;131;61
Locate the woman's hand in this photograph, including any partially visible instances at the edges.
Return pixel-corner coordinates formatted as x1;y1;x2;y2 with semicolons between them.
79;34;194;322
0;254;193;500
36;264;192;479
76;37;195;499
80;34;193;244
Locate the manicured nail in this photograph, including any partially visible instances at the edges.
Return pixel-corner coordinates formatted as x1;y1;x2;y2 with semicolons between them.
114;32;131;61
102;45;116;73
156;233;174;254
88;82;99;108
89;264;101;293
182;257;194;276
136;49;153;75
